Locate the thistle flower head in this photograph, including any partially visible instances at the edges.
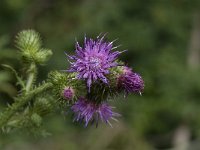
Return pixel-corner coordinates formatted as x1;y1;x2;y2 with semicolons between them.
118;66;144;95
67;34;122;91
62;87;74;100
71;97;120;127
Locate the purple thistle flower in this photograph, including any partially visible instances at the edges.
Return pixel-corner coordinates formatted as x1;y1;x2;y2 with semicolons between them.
71;97;120;127
118;67;144;95
62;87;74;100
67;34;122;91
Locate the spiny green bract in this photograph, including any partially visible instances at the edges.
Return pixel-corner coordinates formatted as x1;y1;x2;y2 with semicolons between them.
86;64;128;104
48;71;86;106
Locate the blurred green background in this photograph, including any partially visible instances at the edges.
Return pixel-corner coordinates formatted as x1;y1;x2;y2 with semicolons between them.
1;0;200;149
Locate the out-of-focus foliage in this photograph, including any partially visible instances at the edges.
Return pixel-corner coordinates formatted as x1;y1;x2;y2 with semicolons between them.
1;0;200;149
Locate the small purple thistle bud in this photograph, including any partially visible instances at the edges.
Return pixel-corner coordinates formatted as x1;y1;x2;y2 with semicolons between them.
71;97;120;127
62;87;74;100
118;66;144;95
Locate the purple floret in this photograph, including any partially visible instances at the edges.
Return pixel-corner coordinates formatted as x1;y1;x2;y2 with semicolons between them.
62;87;74;100
67;34;122;91
118;67;144;95
71;97;120;127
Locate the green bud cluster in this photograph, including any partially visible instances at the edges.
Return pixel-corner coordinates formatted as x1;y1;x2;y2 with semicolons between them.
0;30;54;135
16;29;52;64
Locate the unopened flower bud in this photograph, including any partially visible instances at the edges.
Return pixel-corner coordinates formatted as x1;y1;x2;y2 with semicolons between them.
118;66;144;95
62;87;74;100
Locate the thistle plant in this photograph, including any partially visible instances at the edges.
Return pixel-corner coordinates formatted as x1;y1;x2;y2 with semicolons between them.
0;30;144;134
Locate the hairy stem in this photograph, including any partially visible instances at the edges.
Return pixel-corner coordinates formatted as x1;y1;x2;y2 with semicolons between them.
26;62;36;92
0;82;52;128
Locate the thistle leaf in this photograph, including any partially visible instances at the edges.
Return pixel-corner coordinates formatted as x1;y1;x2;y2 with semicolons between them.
2;64;25;89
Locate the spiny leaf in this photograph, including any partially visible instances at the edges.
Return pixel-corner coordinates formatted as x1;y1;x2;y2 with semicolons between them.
2;64;25;89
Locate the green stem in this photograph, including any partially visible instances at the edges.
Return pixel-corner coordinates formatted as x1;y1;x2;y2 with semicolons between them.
0;82;52;128
25;63;36;92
